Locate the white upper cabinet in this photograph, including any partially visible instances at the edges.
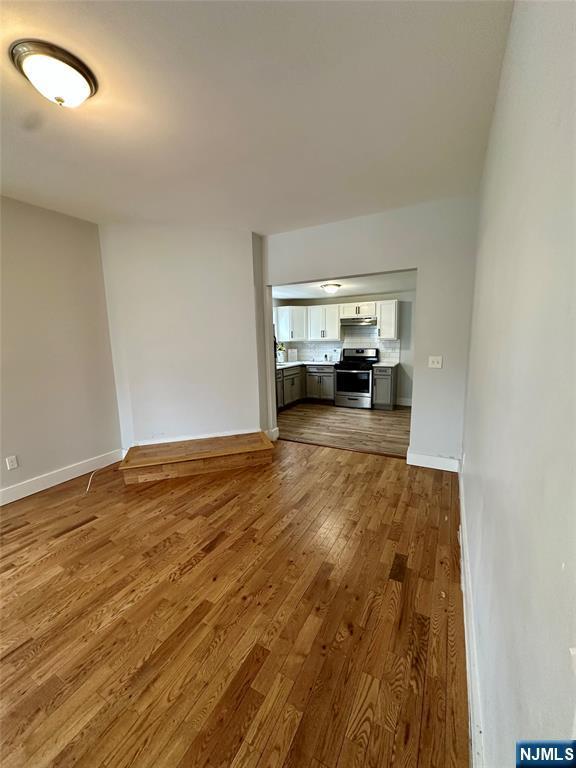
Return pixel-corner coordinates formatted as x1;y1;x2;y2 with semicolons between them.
273;307;278;336
307;306;324;341
277;306;308;342
339;303;358;318
307;304;341;341
358;301;377;317
324;304;340;340
277;307;290;341
291;306;307;340
339;301;376;317
377;299;399;340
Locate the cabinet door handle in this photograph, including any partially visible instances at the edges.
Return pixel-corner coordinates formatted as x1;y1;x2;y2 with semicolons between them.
291;330;293;339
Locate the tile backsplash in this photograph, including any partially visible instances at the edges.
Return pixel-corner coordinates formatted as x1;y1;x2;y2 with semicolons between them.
285;326;400;363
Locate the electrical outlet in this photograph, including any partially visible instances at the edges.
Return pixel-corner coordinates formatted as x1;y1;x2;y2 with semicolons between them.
428;355;443;369
5;455;19;471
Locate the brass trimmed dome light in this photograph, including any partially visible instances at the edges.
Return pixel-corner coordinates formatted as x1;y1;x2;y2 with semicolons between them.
10;39;98;108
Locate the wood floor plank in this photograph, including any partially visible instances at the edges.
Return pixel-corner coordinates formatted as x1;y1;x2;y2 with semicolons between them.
345;671;380;755
278;403;411;457
389;612;430;768
0;443;468;767
445;583;470;768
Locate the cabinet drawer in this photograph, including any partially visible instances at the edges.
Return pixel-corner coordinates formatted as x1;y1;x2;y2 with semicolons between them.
283;366;303;378
374;367;393;377
307;366;334;374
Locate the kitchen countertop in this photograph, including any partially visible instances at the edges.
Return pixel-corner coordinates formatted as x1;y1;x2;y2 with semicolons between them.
277;360;399;370
276;360;336;370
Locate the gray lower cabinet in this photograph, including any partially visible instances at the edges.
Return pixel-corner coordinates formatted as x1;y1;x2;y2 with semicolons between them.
306;373;320;399
283;367;305;406
372;367;397;410
306;367;335;401
278;365;333;409
320;372;334;400
276;371;284;408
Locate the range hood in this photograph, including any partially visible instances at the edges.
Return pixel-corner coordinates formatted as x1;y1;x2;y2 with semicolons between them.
340;316;377;327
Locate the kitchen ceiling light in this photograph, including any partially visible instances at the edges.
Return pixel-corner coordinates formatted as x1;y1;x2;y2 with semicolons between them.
320;283;341;295
10;40;98;108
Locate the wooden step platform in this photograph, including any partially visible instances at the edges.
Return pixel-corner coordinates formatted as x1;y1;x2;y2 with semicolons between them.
119;431;274;485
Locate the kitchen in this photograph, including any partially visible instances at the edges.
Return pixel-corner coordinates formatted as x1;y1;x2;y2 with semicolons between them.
273;271;415;457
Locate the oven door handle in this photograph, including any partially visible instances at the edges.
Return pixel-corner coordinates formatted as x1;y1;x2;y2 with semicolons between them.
336;369;372;374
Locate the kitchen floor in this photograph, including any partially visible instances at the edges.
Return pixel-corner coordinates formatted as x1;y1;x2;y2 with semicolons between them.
278;403;411;457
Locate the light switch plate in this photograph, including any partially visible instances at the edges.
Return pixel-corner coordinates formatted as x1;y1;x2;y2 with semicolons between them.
428;355;443;369
5;455;19;470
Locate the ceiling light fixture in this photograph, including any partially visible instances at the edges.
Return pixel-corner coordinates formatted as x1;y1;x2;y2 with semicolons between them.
320;283;341;295
10;40;98;108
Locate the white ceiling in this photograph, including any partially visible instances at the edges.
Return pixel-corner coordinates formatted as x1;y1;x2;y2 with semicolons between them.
1;1;511;234
273;270;417;300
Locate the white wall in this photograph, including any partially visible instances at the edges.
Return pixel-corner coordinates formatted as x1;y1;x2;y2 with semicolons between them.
1;198;121;503
99;224;261;447
397;292;415;405
252;234;270;429
265;197;477;468
461;3;575;764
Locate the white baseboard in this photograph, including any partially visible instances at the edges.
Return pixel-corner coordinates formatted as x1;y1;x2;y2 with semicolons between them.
458;473;484;767
132;427;262;447
396;397;412;406
266;427;280;441
0;449;124;506
406;449;460;473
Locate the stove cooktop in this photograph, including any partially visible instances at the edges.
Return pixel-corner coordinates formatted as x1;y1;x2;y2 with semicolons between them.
334;348;379;370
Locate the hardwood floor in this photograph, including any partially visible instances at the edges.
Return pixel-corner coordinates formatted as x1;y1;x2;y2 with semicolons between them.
0;440;468;767
278;403;412;458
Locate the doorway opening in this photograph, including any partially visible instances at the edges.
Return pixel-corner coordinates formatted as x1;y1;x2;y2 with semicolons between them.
271;270;416;457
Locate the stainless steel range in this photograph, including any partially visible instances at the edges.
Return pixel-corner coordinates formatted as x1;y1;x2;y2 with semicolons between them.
334;348;379;409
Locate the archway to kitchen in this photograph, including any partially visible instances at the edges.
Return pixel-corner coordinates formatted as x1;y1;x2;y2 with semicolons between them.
270;270;416;458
